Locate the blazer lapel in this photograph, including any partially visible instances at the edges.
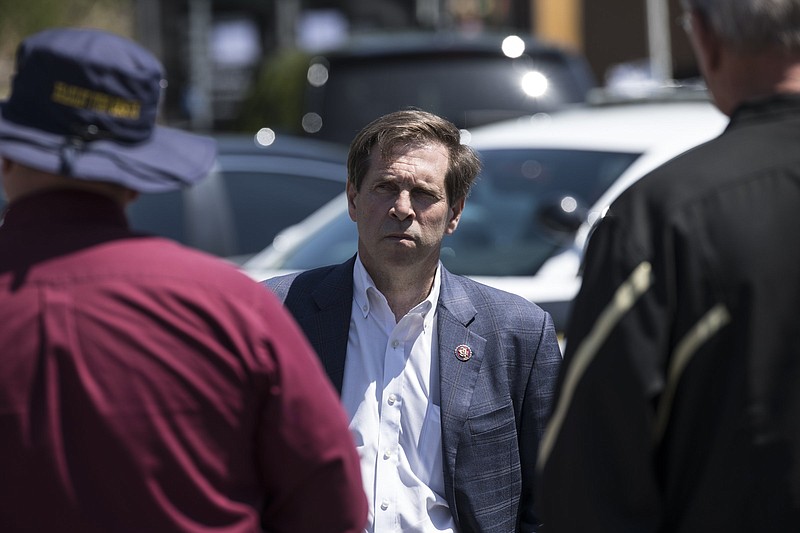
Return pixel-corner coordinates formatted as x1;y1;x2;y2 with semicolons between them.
291;257;356;394
436;269;487;506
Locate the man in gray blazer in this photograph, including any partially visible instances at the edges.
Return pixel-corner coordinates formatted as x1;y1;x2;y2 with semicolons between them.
265;109;562;532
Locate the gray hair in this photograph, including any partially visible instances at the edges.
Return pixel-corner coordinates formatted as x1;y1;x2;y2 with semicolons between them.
681;0;800;52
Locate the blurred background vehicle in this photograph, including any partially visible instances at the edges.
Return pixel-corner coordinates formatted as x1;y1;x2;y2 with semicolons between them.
1;1;704;136
0;0;712;277
127;133;348;263
242;31;597;144
2;30;596;265
1;23;595;266
242;88;729;335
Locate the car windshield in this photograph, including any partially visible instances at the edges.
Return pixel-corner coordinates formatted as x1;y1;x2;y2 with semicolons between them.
313;55;589;144
278;148;640;276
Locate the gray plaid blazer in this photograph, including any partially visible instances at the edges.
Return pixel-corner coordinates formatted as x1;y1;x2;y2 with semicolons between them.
263;256;561;532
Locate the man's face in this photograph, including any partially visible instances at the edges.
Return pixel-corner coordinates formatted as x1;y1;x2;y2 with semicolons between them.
347;141;464;273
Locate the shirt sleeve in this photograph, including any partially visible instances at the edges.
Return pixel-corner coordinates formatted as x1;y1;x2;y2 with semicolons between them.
254;294;367;533
535;213;666;532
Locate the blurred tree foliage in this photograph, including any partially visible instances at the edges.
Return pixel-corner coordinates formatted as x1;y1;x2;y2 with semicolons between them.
234;48;311;135
0;0;133;97
0;0;132;39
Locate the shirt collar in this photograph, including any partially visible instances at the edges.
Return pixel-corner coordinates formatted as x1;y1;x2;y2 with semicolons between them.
353;254;441;322
729;92;800;127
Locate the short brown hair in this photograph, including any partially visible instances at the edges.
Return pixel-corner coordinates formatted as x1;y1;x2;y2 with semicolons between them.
346;108;482;205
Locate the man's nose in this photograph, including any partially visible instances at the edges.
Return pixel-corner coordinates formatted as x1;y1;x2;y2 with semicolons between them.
390;191;414;220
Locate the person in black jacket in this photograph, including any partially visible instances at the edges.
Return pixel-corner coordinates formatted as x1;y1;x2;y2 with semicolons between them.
536;0;800;531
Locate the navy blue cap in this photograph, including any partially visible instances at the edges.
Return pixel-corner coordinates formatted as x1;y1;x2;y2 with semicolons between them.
0;27;217;193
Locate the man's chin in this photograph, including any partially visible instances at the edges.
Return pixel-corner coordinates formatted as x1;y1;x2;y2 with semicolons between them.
375;240;414;257
384;244;442;267
379;236;417;251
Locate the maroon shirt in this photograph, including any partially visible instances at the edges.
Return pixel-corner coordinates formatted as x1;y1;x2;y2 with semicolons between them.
0;190;367;532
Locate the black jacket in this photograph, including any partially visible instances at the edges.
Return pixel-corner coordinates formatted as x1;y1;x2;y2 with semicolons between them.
537;94;800;532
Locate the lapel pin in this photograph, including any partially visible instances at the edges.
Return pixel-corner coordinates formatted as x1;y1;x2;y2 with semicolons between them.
454;344;472;362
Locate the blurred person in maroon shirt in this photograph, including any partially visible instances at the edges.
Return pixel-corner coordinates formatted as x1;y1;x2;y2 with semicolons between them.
0;27;366;533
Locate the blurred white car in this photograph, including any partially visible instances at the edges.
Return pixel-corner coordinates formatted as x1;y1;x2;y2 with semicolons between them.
243;90;729;334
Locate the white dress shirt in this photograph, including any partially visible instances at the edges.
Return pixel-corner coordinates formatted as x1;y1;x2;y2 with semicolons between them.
341;256;457;532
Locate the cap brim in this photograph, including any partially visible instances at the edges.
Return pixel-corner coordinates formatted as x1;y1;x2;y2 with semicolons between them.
0;107;217;193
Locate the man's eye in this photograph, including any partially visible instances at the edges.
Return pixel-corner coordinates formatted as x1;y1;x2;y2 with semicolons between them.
415;190;437;199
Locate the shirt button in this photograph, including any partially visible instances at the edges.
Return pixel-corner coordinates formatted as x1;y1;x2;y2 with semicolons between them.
391;340;399;348
384;450;392;459
380;500;389;511
387;394;396;405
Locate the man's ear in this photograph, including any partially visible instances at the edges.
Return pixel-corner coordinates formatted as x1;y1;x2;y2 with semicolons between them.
346;181;358;223
445;196;465;235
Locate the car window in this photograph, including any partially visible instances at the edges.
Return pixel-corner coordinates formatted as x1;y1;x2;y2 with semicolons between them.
128;190;186;243
313;55;590;144
441;148;638;275
127;168;345;260
478;147;634;207
222;170;345;256
281;204;359;270
276;148;640;275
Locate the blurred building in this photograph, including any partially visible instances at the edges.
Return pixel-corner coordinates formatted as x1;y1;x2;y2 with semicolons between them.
136;0;697;131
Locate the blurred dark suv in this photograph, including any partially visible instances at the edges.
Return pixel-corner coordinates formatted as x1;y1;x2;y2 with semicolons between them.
127;133;348;263
298;31;597;144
